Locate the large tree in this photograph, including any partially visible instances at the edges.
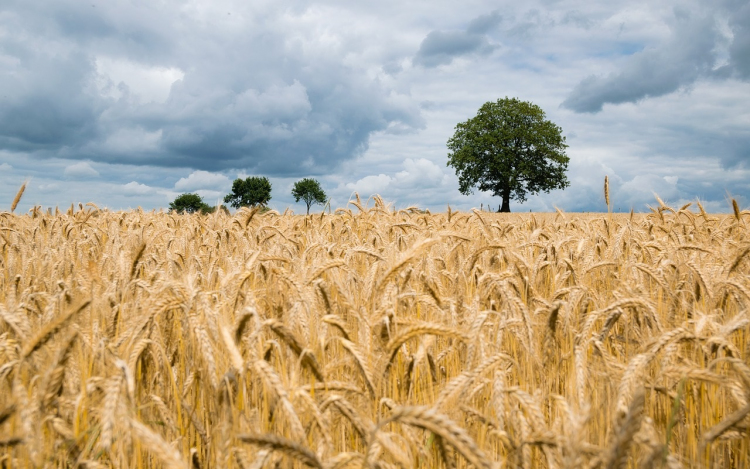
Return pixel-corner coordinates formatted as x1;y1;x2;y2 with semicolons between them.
224;176;272;208
447;97;569;212
292;178;327;215
169;193;212;214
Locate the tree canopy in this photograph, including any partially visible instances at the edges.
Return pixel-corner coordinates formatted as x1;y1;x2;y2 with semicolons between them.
292;178;327;215
224;176;272;209
447;97;569;212
169;193;212;214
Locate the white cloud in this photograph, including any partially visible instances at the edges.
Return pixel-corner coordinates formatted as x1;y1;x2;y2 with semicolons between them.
174;170;231;192
121;181;154;196
63;162;99;179
345;158;447;197
346;174;392;196
393;158;446;188
195;190;223;201
0;163;11;172
38;183;59;193
618;174;681;207
95;57;184;103
98;128;163;154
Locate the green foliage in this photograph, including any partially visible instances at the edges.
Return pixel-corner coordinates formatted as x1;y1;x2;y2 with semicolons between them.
447;97;569;212
292;178;327;215
224;176;272;208
169;193;213;214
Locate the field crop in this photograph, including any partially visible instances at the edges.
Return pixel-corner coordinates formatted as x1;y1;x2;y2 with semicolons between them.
1;196;749;468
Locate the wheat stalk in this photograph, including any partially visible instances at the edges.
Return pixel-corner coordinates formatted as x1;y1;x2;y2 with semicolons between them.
10;181;27;213
372;405;493;469
238;433;323;468
129;417;187;469
604;176;610;209
22;300;90;359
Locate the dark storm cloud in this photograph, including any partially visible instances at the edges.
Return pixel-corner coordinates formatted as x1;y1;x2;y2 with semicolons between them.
413;11;499;68
0;0;424;175
6;0;174;62
563;1;750;114
0;47;102;151
562;14;718;113
670;129;750;170
728;2;750;78
466;10;502;34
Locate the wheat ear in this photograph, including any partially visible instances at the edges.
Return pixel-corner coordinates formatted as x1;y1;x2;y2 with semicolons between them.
0;438;22;448
129;417;187;469
732;198;741;221
727;246;750;275
385;323;468;369
238;433;323;469
604;176;610;209
371;238;439;306
220;324;245;371
700;402;750;450
372;405;493;469
299;381;365;395
436;352;513;409
22;300;90;359
253;359;305;440
324;452;365;469
266;319;324;381
0;404;16;425
99;365;124;452
322;395;373;442
602;387;645;469
42;332;78;410
322;314;352;341
10;181;27;213
332;337;376;398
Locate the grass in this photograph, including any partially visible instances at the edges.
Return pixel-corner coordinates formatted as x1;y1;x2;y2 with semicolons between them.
0;196;749;468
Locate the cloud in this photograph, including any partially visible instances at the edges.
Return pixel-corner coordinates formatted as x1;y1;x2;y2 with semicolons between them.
467;10;502;34
194;190;222;201
618;174;682;207
121;181;154;196
346;174;392;196
562;2;750;113
1;0;748;214
393;158;447;188
174;170;230;192
413;11;499;68
0;50;101;152
38;183;59;193
343;158;451;207
728;2;750;78
562;14;718;113
561;10;593;30
95;57;184;103
0;1;424;174
64;161;99;179
0;163;11;171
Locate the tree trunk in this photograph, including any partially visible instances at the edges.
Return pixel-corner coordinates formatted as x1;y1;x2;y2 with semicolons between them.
499;188;511;212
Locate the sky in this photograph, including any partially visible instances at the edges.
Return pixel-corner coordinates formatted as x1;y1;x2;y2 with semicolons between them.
1;0;749;213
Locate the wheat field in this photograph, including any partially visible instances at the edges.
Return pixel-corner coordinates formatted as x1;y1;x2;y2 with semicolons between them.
1;195;749;468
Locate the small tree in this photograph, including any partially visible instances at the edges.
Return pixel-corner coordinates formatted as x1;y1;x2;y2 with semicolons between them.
169;193;212;214
292;178;327;215
224;176;272;208
447;97;569;212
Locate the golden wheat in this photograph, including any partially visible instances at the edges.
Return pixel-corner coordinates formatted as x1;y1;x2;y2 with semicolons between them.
0;197;748;467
